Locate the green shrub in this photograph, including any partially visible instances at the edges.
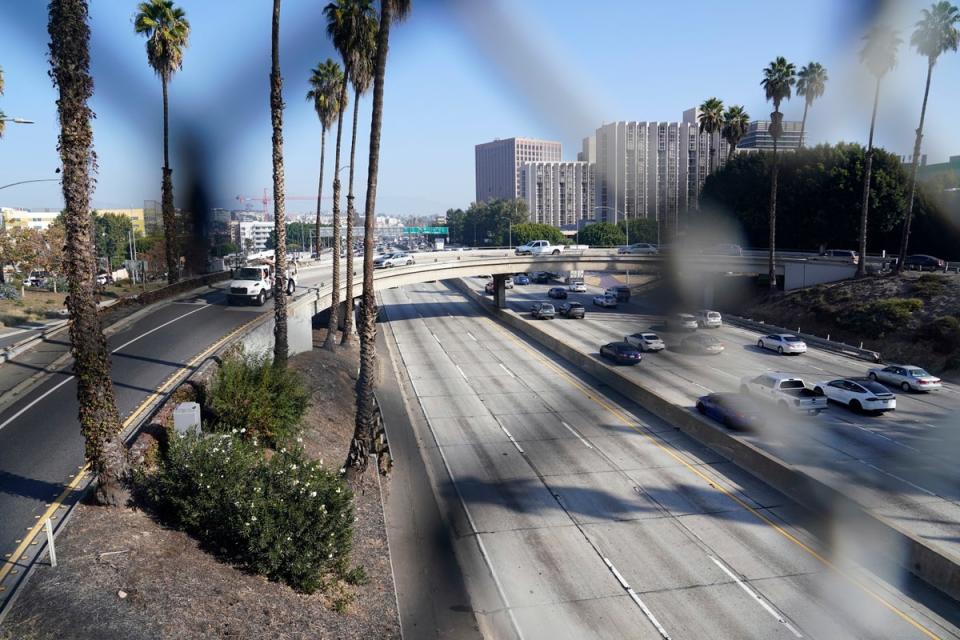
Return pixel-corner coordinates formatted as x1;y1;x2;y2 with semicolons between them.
208;351;309;447
911;274;948;298
837;298;923;339
0;284;21;301
918;316;960;354
138;433;353;593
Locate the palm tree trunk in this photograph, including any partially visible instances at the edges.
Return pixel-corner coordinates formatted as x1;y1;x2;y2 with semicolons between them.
799;100;809;149
858;78;881;278
341;88;361;346
270;0;288;366
314;126;327;257
347;1;394;483
323;74;349;350
768;128;779;291
897;58;934;273
48;0;129;506
161;74;178;285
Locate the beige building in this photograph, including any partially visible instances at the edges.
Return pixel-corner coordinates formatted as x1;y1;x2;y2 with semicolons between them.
521;162;595;228
0;207;62;230
475;137;561;203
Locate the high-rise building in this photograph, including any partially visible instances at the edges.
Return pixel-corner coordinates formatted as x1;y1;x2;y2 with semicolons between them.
577;136;596;163
521;161;595;228
738;120;804;150
475;137;562;203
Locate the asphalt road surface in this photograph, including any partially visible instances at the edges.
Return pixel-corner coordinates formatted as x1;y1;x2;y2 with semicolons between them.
379;281;960;640
479;276;960;562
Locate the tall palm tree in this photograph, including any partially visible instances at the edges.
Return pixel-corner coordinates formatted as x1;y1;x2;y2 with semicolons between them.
134;0;189;285
0;65;5;139
270;0;289;366
761;56;796;290
697;97;724;175
796;62;828;147
721;105;750;161
306;59;344;258
339;1;378;346
858;26;901;277
48;0;129;505
347;0;412;482
321;0;354;350
898;1;959;271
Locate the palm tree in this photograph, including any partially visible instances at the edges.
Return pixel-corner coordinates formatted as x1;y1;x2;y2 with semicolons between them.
306;60;344;258
325;0;378;346
270;0;289;366
134;0;190;285
761;56;796;291
48;0;129;505
697;97;724;175
321;0;354;350
721;105;750;161
858;26;901;277
0;65;5;139
898;1;959;271
347;0;412;482
796;62;828;147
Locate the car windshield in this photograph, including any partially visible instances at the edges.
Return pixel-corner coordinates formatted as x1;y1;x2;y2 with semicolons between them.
235;268;262;279
568;303;583;308
642;333;659;340
860;381;889;394
780;380;805;389
783;336;802;342
908;369;931;377
540;304;554;311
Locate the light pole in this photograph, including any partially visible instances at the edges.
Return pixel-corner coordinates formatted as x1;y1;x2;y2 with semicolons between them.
0;116;34;125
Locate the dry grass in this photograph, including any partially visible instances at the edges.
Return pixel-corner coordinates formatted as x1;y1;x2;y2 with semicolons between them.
1;330;399;640
0;290;67;326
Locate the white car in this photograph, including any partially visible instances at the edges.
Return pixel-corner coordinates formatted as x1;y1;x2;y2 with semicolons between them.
625;332;665;352
696;310;722;328
757;333;806;355
813;378;896;413
667;314;698;331
593;294;617;308
868;365;942;392
373;252;414;268
618;242;658;255
568;282;586;292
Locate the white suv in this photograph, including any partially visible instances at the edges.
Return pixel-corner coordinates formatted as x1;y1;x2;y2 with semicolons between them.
696;310;722;328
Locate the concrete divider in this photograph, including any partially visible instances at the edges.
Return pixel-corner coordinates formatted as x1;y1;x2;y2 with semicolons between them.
449;278;960;603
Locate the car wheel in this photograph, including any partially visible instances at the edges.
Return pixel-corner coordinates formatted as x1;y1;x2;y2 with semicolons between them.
850;400;862;413
257;291;267;306
552;249;560;255
757;340;764;349
868;372;877;381
696;402;706;414
901;382;910;392
777;346;784;355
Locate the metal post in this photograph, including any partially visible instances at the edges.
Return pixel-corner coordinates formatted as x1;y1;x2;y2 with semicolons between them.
44;518;57;567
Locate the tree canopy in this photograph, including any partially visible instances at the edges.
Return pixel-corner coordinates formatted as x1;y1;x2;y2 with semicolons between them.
445;199;528;246
578;222;626;247
510;223;567;246
699;143;960;258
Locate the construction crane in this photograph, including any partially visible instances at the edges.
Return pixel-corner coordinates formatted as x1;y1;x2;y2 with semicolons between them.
235;188;324;214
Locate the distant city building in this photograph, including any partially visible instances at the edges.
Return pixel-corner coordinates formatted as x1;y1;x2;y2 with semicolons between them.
143;200;163;234
232;220;274;250
0;207;62;231
577;136;596;163
915;154;958;182
96;208;147;235
211;208;231;224
738;119;804;151
475;137;561;203
521;161;595;228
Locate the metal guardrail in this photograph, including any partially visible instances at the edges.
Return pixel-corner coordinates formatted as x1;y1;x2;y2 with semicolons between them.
723;313;882;363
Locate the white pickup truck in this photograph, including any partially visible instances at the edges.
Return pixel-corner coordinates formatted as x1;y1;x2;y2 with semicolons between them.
739;373;828;415
514;240;563;256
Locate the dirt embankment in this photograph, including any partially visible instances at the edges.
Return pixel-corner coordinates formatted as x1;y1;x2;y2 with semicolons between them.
1;330;399;640
726;272;960;374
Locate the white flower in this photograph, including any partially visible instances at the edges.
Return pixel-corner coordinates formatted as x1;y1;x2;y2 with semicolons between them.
240;428;246;433
339;467;346;475
309;491;317;498
251;515;257;522
328;553;333;559
296;436;303;443
232;429;238;434
290;465;298;471
292;479;300;485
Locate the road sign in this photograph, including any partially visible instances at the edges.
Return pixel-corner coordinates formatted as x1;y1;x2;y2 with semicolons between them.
403;226;448;235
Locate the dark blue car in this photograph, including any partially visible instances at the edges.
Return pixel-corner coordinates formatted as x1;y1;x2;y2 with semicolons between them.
514;274;530;285
696;393;762;430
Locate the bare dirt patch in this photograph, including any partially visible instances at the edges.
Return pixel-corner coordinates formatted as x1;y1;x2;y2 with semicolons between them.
1;329;399;640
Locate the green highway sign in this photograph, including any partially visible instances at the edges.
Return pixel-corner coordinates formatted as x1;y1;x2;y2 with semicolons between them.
403;226;448;234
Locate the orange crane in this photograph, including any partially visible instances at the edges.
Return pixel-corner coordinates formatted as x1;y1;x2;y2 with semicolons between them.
235;188;323;214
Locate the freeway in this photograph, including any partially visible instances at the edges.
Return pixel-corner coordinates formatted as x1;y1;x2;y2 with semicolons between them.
469;275;960;562
379;281;960;640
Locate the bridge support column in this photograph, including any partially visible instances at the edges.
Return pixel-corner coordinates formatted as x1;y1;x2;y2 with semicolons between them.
492;274;508;309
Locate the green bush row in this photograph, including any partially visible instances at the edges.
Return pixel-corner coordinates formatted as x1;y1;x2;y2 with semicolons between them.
836;298;923;339
137;433;353;593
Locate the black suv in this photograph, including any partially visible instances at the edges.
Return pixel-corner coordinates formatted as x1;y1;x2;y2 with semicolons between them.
605;286;631;302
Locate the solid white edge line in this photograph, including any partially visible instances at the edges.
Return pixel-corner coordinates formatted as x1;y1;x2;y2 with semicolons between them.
455;364;468;380
601;556;671;639
466;331;478;342
498;363;515;378
561;421;594;449
709;555;803;638
0;375;74;432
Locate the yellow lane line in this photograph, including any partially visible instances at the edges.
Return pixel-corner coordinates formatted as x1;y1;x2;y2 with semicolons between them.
0;315;262;588
487;320;944;640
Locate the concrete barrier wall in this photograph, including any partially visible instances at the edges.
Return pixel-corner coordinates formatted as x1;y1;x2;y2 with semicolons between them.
448;278;960;602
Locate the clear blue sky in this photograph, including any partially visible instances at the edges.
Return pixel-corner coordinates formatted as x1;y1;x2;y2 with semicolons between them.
1;0;958;217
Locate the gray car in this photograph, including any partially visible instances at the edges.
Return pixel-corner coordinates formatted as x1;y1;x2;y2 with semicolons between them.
530;302;556;319
867;364;942;392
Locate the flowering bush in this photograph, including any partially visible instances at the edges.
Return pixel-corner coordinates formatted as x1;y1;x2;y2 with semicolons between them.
137;433;354;593
207;351;309;448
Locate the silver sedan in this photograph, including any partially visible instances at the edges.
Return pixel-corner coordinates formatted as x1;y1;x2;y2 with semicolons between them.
868;364;942;392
